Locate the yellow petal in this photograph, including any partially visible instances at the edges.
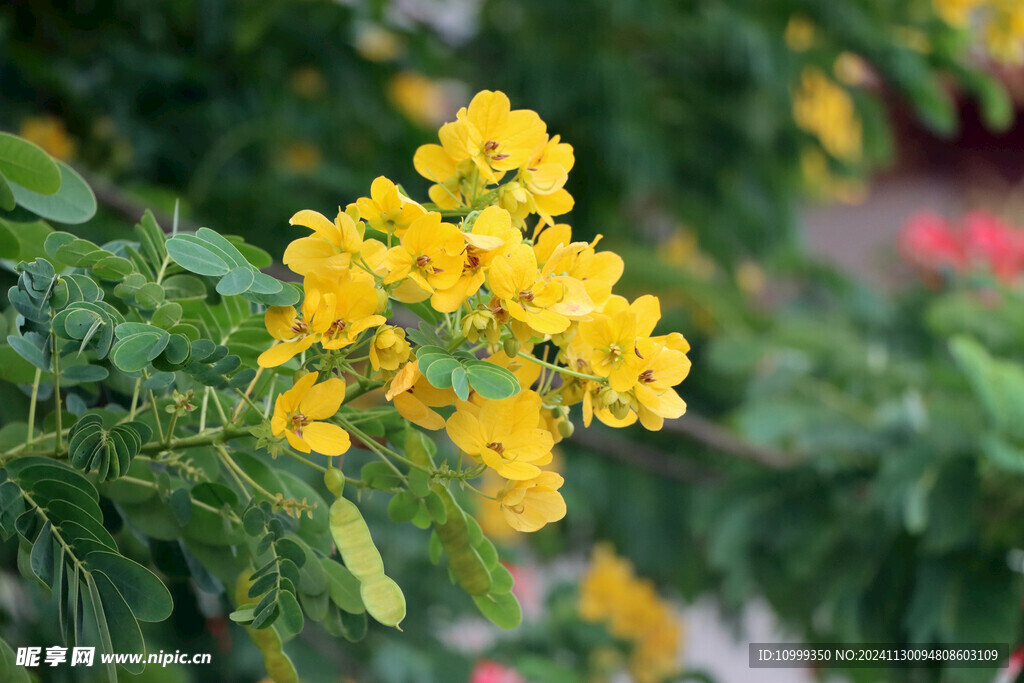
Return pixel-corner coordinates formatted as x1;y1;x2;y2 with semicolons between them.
446;410;487;455
301;421;351;455
482;451;541;481
290;210;339;241
299;377;346;420
257;336;315;368
285;429;311;453
394;392;446;431
414;144;459;182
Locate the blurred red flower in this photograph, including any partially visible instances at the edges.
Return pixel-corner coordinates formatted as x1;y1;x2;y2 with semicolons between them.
470;660;526;683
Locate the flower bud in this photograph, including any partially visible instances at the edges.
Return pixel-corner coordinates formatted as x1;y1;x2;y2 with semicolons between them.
461;309;500;344
503;337;520;358
369;325;411;371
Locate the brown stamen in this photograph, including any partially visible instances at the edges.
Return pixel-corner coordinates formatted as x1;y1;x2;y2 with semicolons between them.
519;290;535;302
416;254;432;268
486;442;505;455
639;369;655;384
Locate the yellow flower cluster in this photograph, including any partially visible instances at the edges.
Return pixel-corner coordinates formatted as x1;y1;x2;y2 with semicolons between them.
792;67;862;163
260;90;690;533
579;545;683;683
934;0;1024;63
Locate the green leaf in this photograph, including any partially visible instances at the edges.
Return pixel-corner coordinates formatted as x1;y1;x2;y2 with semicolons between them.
134;210;167;268
30;520;56;587
387;491;421;523
423;357;461;389
135;282;165;309
463;360;521;399
165;235;231;276
472;591;522;630
451;366;470;400
216;266;256;296
62;364;109;383
85;551;173;622
9;161;96;224
91;255;135;281
91;572;146;674
276;589;305;638
162;274;208;301
0;132;61;194
0;174;15;211
0;635;32;683
321;559;365;614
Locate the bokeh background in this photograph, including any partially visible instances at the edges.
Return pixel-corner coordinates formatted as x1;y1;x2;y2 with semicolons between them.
4;0;1024;681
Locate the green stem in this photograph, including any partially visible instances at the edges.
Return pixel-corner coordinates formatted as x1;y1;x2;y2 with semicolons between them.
140;425;250;455
129;377;142;421
26;367;41;444
164;411;179;448
50;331;63;454
336;415;428;480
216;444;276;500
517;351;606;384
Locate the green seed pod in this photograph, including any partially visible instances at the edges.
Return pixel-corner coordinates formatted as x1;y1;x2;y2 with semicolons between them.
324;468;346;498
329;497;384;580
431;485;491;596
359;574;406;628
503;337;520;358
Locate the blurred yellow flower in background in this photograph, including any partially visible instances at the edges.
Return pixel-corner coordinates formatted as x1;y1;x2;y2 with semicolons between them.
388;72;448;128
290;67;326;99
793;67;862;163
579;545;684;683
353;24;404;62
19;115;76;161
282;141;321;173
785;15;816;52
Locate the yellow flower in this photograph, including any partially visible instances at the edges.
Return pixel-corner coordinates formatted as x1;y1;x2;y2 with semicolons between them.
784;15;816;51
534;225;623;308
388;71;448;128
257;276;384;367
258;277;337;367
488;243;593;336
385;360;453;431
577;295;660;392
270;372;350;455
383;212;466;292
430;205;521;313
283;209;386;279
496;471;566;532
317;279;387;351
793;67;862;163
354;176;427;237
19;115;76;161
413;143;472;208
353;25;403;62
437;90;548;184
520;135;576;226
632;337;690;431
290;67;325;99
369;325;411;371
445;390;553;480
461;309;501;344
578;545;683;683
282;142;321;173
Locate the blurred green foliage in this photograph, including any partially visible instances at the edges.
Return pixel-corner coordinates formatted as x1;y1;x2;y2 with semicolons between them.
2;1;1024;682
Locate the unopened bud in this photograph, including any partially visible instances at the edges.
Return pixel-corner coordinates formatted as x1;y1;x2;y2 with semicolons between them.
557;418;575;439
503;338;520;358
